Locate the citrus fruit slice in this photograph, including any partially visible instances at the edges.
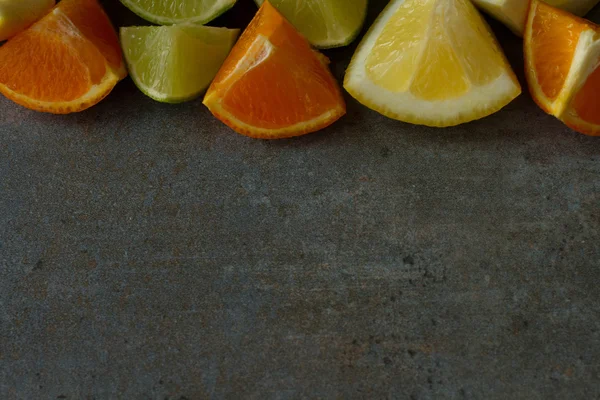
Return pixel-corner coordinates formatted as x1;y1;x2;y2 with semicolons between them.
119;0;236;25
563;66;600;135
254;0;367;48
0;0;126;114
524;0;600;136
121;25;239;103
0;0;55;41
472;0;600;37
343;0;521;128
203;1;346;139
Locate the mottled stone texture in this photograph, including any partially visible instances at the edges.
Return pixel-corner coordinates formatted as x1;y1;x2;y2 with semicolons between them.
1;1;599;399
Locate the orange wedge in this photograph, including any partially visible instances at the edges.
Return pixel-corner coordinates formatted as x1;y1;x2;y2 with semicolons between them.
203;1;346;139
524;0;600;136
0;0;126;114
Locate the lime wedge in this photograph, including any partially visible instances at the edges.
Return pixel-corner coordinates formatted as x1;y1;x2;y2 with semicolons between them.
120;0;237;25
254;0;367;48
120;25;239;103
0;0;55;41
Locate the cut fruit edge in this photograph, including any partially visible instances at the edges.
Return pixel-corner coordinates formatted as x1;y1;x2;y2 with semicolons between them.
524;1;600;120
203;15;346;139
203;37;345;139
119;0;236;25
202;96;345;139
344;0;521;127
0;1;127;114
0;65;122;114
562;111;600;135
345;72;520;127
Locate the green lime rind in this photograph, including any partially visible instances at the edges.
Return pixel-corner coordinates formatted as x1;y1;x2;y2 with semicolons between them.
120;25;239;103
254;0;368;49
120;0;237;26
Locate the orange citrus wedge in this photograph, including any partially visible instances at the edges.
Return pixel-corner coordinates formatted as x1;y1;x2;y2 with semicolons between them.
0;0;126;114
203;1;346;139
525;0;600;136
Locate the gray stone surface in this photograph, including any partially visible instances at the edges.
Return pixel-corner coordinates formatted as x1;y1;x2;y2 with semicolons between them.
1;1;600;399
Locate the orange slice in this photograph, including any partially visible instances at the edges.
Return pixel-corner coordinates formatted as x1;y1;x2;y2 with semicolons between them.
203;1;346;139
524;0;600;136
563;63;600;135
0;0;126;114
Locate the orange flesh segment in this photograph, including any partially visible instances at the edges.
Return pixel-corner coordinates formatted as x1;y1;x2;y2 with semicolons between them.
572;65;600;125
0;11;107;102
57;0;123;72
0;0;123;105
530;2;589;101
221;43;342;129
207;2;344;130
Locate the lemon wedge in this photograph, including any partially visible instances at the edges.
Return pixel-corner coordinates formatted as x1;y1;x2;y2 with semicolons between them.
344;0;521;127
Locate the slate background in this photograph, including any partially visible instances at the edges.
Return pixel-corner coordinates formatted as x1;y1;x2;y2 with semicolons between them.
1;0;599;399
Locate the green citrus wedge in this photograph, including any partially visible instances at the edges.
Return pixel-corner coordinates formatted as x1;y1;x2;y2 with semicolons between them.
254;0;367;48
120;25;239;103
119;0;237;25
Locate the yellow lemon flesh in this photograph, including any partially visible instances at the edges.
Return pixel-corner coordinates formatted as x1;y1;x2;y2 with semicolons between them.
344;0;521;127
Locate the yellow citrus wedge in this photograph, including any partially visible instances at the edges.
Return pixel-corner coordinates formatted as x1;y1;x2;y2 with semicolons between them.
344;0;521;128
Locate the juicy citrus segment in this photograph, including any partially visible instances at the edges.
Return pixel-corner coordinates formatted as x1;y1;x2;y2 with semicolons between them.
0;0;55;41
365;0;433;93
203;1;345;139
1;10;108;100
446;0;506;86
410;22;470;101
562;64;600;135
220;38;342;129
254;0;367;48
58;0;126;75
472;0;599;37
0;0;125;114
525;0;592;109
571;66;600;125
119;0;236;25
121;25;239;103
525;0;600;136
344;0;521;127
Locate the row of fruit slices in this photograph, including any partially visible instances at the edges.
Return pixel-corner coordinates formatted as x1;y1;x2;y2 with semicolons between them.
0;0;599;138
